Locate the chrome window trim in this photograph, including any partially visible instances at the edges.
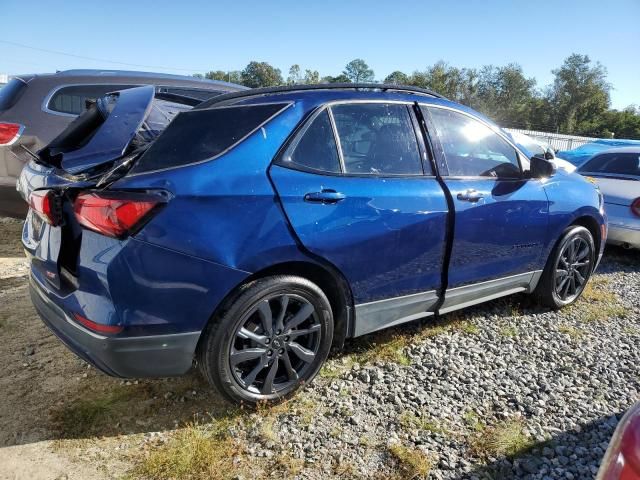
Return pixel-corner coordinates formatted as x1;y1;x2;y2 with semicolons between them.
277;99;429;178
326;107;347;173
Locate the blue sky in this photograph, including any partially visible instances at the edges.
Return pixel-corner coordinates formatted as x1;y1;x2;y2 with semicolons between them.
1;0;638;109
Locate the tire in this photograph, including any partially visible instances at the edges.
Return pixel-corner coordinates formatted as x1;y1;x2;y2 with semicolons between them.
199;275;334;406
533;225;596;309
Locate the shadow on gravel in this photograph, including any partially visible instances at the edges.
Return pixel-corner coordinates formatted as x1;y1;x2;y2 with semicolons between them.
599;245;640;273
468;410;624;480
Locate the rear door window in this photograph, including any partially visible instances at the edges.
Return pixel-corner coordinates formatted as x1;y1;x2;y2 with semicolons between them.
281;110;341;173
331;103;423;175
131;102;290;174
48;84;135;115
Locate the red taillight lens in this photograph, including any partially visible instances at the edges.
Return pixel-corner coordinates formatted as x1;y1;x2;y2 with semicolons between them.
73;313;123;334
0;122;22;145
631;198;640;218
29;190;61;225
74;192;161;238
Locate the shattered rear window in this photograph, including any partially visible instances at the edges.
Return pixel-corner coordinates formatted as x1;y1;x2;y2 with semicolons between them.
130;102;290;174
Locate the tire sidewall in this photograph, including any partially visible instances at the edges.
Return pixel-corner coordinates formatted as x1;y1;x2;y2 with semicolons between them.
204;276;333;405
548;226;596;307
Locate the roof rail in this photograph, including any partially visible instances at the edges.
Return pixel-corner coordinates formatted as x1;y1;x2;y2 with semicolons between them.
195;83;445;109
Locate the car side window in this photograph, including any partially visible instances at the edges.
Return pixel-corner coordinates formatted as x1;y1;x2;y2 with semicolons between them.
331;103;423;175
281;110;342;173
48;84;135;115
425;106;521;178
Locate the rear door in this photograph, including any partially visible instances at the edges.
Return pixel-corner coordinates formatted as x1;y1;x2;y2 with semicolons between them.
421;105;549;310
270;102;449;336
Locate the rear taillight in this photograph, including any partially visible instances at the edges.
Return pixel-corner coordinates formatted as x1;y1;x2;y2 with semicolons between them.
29;190;62;225
73;313;123;334
0;122;23;145
632;198;640;218
74;191;163;238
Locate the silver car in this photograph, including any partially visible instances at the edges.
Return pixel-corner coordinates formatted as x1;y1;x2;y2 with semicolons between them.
577;147;640;249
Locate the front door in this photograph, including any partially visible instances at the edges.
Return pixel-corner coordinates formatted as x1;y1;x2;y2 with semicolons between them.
422;105;549;307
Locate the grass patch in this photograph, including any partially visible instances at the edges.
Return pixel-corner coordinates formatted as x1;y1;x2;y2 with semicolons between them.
388;444;433;479
272;451;304;477
568;276;628;322
355;332;412;366
499;326;517;338
456;321;480;335
623;326;640;336
130;419;243;480
320;355;357;379
399;410;448;435
470;417;534;459
558;324;584;339
463;410;485;433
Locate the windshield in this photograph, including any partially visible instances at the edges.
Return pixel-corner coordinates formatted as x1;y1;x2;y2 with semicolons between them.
578;152;640;176
509;131;545;157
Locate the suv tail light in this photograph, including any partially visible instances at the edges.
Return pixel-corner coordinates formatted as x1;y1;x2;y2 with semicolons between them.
631;198;640;218
74;191;164;238
0;122;23;145
29;190;62;225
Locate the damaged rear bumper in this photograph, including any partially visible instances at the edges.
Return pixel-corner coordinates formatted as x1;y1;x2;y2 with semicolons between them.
30;274;200;378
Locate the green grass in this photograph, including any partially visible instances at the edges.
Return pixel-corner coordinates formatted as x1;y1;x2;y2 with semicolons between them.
499;326;518;338
129;420;242;480
558;324;584;339
470;417;534;459
463;410;485;433
399;410;448;435
567;276;628;322
388;444;433;479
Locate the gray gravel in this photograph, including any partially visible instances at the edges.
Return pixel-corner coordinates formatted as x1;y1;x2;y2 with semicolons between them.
239;248;639;479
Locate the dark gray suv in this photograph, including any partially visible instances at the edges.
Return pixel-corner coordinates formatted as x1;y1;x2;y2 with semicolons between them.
0;69;246;217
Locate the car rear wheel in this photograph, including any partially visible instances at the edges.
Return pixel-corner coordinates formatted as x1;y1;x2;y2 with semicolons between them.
534;225;596;309
199;275;333;405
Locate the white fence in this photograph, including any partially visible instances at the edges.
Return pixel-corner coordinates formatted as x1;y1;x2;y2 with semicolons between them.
503;128;597;151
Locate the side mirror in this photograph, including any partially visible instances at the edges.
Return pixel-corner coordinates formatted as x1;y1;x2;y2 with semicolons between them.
544;147;555;161
530;155;556;178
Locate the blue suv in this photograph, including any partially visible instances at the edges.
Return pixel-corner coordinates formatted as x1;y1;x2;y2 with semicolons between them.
19;84;606;404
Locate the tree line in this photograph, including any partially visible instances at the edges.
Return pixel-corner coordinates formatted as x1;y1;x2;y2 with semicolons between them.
194;54;640;140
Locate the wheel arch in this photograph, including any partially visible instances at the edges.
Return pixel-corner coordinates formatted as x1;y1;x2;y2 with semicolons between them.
196;260;354;360
571;214;602;255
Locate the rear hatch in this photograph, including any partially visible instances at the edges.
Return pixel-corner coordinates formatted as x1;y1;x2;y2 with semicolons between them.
19;85;190;291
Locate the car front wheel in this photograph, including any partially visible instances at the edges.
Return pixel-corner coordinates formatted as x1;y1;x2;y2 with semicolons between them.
199;275;333;405
534;225;596;309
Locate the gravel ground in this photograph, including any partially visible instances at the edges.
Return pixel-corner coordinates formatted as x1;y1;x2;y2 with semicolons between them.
1;216;639;479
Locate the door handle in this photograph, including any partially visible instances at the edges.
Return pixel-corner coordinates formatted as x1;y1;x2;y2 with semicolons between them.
303;189;346;204
457;189;484;203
